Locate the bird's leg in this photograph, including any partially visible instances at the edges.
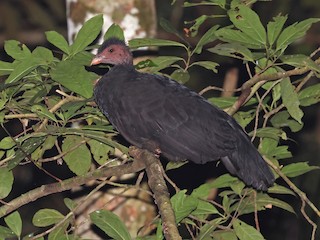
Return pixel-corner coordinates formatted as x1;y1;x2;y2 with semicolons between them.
141;140;161;158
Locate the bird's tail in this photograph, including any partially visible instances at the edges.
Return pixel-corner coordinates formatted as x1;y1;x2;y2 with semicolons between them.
221;130;275;191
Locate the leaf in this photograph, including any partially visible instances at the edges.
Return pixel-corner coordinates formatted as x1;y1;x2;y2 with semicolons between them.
276;18;320;52
4;211;22;237
4;40;31;60
188;15;208;37
140;56;183;72
267;15;287;46
280;78;303;124
166;161;188;171
51;59;96;98
228;5;266;46
215;28;264;49
212;230;238;240
191;200;219;216
104;23;125;41
191;61;219;73
271;111;303;132
0;167;14;199
46;31;70;54
0;61;14;76
280;54;320;73
197;219;222;240
208;43;254;61
171;190;198;223
5;57;38;83
64;198;77;211
160;18;186;42
32;46;54;65
7;136;46;170
129;38;186;49
268;184;295;196
250;127;287;141
193;25;219;54
71;14;103;55
233;219;265;240
32;209;64;227
31;104;58;122
184;0;226;8
62;136;91;176
282;162;319;178
298;83;320;106
0;137;15;149
87;139;113;165
0;226;15;239
90;210;131;240
48;222;69;240
234;110;255;128
170;69;190;84
260;138;292;160
192;174;238;198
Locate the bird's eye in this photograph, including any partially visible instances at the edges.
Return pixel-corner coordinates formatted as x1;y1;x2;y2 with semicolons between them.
109;48;114;53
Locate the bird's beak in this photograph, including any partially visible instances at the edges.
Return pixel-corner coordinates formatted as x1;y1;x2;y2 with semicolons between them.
90;56;103;66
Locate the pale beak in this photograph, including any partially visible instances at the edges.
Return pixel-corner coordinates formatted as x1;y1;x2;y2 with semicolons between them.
90;56;103;66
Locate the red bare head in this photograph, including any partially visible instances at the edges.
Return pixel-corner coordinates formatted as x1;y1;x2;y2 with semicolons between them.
91;38;133;66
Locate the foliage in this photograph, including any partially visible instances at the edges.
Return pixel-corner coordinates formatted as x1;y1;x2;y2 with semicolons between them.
0;1;319;239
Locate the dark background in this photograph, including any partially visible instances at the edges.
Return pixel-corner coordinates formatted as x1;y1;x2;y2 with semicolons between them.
0;0;319;239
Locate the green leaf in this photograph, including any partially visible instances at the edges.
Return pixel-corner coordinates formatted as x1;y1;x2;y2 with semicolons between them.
4;40;31;60
193;25;219;54
5;57;38;83
71;14;104;55
166;161;188;171
197;218;222;240
48;222;69;240
31;104;58;122
212;230;238;240
4;211;22;237
160;18;186;42
268;184;295;195
170;69;190;84
62;136;91;176
184;0;226;8
276;18;320;52
191;200;219;216
46;31;70;54
32;46;54;65
0;167;14;199
260;138;292;160
234;110;255;128
0;61;14;76
233;219;265;240
104;23;125;41
215;28;264;49
188;15;209;37
191;61;219;73
51;59;96;98
90;210;131;240
8;136;46;170
228;5;266;46
250;127;287;141
140;56;183;72
87;139;113;165
267;15;287;46
129;38;186;49
280;78;303;124
192;174;238;198
282;162;319;178
280;54;320;73
0;226;15;239
0;137;15;149
298;83;320;106
171;190;198;223
64;198;77;211
271;111;303;132
208;43;254;61
256;194;295;214
32;209;64;227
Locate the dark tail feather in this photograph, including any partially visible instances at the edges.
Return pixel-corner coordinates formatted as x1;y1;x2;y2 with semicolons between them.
221;132;275;191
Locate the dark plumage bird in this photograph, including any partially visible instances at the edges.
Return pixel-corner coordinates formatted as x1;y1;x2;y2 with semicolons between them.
91;37;275;191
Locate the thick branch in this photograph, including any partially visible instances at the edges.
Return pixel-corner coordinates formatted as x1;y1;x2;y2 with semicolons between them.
129;147;181;240
0;160;145;218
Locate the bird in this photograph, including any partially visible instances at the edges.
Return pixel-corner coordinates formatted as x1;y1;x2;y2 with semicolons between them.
90;37;275;191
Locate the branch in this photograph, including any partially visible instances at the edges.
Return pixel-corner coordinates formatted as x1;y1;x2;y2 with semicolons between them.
129;147;182;240
0;160;145;218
